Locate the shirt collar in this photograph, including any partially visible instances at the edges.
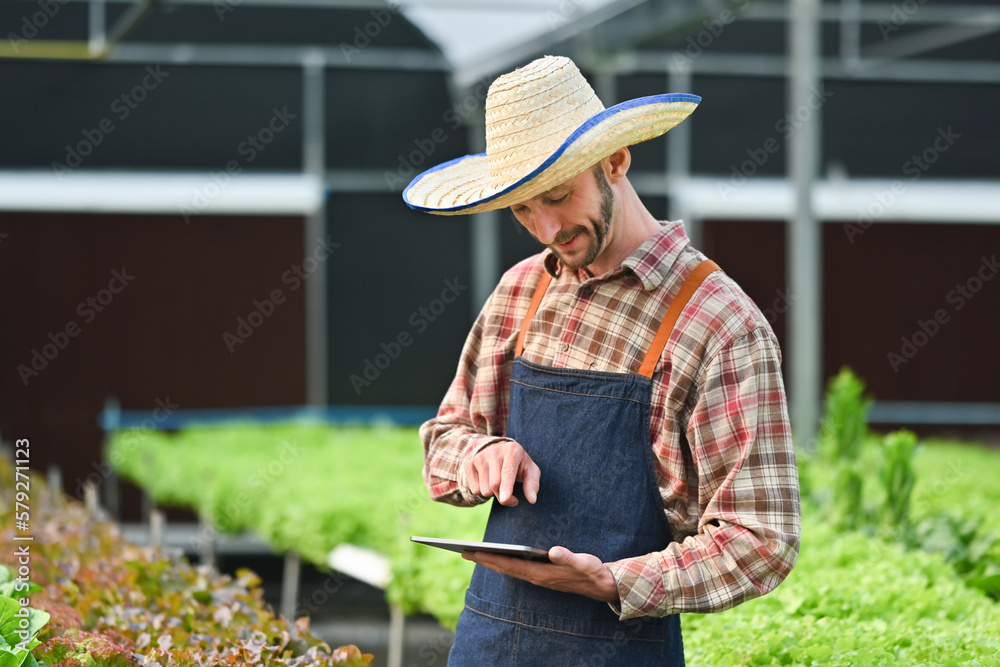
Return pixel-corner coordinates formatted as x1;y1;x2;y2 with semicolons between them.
621;220;690;290
542;220;690;291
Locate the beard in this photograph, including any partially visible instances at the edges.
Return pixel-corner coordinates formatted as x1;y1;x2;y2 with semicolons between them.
550;166;615;270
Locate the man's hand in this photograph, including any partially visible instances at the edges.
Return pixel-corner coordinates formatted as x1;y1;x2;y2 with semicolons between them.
463;546;619;603
463;440;541;506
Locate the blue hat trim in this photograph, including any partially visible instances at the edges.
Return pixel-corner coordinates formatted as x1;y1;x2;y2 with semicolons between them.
403;92;701;213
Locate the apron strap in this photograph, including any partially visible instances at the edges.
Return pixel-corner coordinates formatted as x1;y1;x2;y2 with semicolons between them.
515;271;553;357
514;258;721;373
638;259;721;378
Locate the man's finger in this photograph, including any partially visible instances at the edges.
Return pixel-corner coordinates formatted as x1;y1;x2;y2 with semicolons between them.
489;454;505;499
521;458;541;504
498;457;519;505
477;463;494;501
548;546;569;564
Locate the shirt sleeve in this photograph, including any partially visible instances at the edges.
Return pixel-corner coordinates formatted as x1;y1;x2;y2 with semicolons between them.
605;325;801;618
419;290;515;507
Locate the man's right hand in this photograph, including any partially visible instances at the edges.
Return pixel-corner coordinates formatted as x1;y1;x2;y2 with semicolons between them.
463;441;541;506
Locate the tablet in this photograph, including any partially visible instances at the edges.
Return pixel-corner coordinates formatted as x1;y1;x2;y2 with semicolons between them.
410;536;551;562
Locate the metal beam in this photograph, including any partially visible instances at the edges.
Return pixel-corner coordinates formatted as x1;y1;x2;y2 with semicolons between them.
743;2;1000;26
31;0;997;24
787;0;823;446
34;0;577;9
89;0;107;57
666;65;697;246
862;22;1000;62
106;42;448;69
467;115;501;317
11;39;996;84
659;177;1000;225
0;41;101;60
0;0;156;59
593;67;618;107
105;0;157;46
633;51;786;77
629;52;1000;85
327;170;394;193
579;0;719;56
868;401;1000;426
453;0;646;88
825;57;1000;84
665;66;692;184
839;0;860;68
303;52;329;407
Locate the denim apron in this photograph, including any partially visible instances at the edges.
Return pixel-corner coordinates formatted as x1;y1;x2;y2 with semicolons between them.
448;259;720;667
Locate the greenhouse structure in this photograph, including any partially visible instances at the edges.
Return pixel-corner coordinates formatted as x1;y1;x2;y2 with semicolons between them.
1;0;999;664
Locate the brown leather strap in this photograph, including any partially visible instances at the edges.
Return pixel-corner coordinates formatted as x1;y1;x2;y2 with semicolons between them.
637;259;721;378
515;271;553;357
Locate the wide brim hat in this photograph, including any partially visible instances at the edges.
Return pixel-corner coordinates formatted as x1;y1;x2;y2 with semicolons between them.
403;55;700;216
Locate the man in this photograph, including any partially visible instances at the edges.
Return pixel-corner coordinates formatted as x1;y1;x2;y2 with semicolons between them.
404;55;800;665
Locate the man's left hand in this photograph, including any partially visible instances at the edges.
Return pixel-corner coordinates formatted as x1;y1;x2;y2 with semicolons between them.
462;546;619;603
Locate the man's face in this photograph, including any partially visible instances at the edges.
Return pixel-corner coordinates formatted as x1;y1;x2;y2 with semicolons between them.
510;164;615;271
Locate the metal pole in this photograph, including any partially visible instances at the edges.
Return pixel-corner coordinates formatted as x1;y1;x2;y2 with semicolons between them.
280;550;301;621
140;490;154;525
103;463;120;520
788;0;823;447
102;394;122;518
471;209;501;315
47;465;62;506
303;51;328;405
593;69;616;107
88;0;106;57
840;0;861;70
387;604;405;667
199;516;217;569
84;480;100;514
150;508;164;551
467;114;501;315
666;64;697;246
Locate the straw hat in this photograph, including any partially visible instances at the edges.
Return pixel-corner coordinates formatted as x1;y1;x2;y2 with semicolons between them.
403;55;700;216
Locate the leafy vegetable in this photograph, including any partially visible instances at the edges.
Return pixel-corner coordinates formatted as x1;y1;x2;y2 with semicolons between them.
0;451;372;667
0;566;49;667
809;368;877;530
684;510;1000;665
100;371;1000;663
109;423;490;628
878;429;917;528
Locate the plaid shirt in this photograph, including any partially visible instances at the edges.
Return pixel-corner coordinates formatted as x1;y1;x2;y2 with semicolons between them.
420;220;800;620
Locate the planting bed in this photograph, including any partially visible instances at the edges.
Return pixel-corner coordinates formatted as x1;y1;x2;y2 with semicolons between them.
41;369;1000;665
0;452;372;667
109;424;489;629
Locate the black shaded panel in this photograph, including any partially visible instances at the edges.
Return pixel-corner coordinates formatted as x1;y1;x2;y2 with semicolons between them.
327;69;468;174
500;209;545;275
822;79;1000;179
0;61;302;170
1;1;88;41
859;19;1000;61
326;194;471;405
640;18;839;58
689;75;788;177
122;4;434;49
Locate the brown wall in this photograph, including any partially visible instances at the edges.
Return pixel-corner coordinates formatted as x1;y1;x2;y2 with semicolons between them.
4;212;998;518
703;219;1000;424
0;212;307;518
